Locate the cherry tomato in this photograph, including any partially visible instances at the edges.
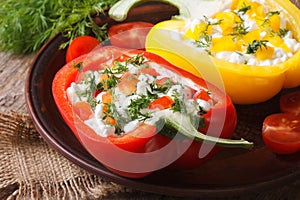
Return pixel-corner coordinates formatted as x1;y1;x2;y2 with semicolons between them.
280;90;300;117
262;113;300;154
65;36;101;63
108;21;154;49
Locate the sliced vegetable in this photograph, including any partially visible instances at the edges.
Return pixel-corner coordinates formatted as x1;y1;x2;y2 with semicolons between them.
149;96;174;110
145;0;300;104
108;21;154;49
280;90;300;117
53;46;252;178
262;113;300;154
66;36;101;63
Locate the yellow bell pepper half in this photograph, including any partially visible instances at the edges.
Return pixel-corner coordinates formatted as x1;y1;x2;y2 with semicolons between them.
145;0;300;104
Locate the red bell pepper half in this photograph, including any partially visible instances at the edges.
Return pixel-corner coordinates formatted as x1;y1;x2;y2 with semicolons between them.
52;46;253;178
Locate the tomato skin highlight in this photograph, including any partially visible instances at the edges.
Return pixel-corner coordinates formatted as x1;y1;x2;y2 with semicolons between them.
109;21;154;49
65;36;101;63
262;113;300;154
53;46;237;178
149;96;174;110
280;90;300;117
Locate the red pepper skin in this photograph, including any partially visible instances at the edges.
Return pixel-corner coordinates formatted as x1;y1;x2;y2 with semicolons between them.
144;81;237;170
53;47;157;178
52;46;237;178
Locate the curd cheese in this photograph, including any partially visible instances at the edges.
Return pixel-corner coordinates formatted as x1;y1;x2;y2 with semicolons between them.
66;54;213;137
183;0;300;66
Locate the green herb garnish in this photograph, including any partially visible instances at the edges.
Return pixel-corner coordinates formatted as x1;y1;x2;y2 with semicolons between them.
0;0;118;54
279;28;289;37
126;53;149;67
72;61;84;72
171;90;186;113
230;3;250;38
237;2;251;15
128;95;152;121
193;16;222;54
246;40;268;54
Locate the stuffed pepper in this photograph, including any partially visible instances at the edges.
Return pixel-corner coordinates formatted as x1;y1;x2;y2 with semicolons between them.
144;0;300;104
52;46;253;178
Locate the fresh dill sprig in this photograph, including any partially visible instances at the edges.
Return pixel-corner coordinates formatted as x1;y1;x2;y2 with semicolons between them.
246;40;268;54
171;90;186;113
128;95;152;121
230;3;250;37
72;61;83;72
193;16;222;54
126;53;150;67
0;0;119;54
237;2;251;15
263;11;281;25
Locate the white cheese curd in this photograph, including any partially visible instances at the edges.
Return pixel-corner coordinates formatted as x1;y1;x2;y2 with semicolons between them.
182;0;232;18
127;63;139;74
144;113;161;126
136;73;155;95
183;0;300;66
197;99;212;112
113;89;139;117
247;57;257;66
228;52;247;64
167;84;184;97
284;37;300;53
241;14;258;32
84;117;115;137
94;102;103;118
94;92;105;118
150;63;181;82
67;82;80;103
185;99;198;115
123;120;139;133
67;53;214;137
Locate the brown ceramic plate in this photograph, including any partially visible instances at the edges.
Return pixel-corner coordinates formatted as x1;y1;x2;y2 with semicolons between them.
25;2;300;198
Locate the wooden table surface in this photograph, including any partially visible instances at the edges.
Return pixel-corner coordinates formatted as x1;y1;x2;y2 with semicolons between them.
1;1;300;199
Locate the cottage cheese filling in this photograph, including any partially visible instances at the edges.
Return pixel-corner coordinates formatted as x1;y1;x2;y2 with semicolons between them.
183;0;300;66
67;54;212;137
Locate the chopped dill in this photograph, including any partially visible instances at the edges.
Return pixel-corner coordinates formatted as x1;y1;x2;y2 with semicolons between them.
246;40;268;54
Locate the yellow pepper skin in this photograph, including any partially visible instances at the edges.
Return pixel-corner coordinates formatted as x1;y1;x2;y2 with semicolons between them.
145;0;300;104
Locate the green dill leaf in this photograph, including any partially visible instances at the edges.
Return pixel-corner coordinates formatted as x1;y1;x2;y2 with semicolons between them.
126;53;149;67
72;61;83;72
171;90;186;113
128;95;152;121
99;68;121;90
246;40;268;54
230;22;249;37
0;0;118;54
149;81;170;94
113;60;129;73
266;11;281;19
237;2;251;15
279;28;289;38
193;16;222;54
262;10;280;27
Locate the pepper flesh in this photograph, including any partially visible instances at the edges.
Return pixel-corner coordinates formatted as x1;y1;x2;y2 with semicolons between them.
145;0;300;104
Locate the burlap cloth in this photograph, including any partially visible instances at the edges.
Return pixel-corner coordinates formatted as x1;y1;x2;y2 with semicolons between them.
0;112;134;199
